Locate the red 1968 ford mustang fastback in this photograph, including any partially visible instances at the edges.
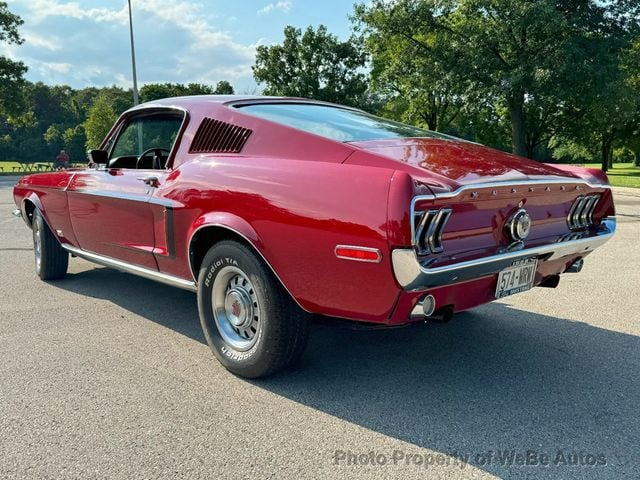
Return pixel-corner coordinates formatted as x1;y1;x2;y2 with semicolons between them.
13;95;615;377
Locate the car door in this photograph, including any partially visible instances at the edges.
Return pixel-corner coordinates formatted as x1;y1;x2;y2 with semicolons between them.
66;111;184;271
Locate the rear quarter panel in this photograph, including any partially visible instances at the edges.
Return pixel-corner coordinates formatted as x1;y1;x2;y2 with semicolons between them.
159;155;402;322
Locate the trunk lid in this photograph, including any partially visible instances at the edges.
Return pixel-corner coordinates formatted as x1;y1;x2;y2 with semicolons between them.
348;138;580;190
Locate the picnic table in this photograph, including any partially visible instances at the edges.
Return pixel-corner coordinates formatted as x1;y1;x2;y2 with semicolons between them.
15;163;53;172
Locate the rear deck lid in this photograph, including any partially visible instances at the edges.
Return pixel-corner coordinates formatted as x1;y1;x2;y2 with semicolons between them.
348;138;579;189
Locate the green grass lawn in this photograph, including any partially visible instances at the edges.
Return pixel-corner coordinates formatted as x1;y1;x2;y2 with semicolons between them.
582;162;640;188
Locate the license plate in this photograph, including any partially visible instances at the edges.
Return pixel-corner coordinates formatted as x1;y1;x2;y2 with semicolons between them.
495;258;537;299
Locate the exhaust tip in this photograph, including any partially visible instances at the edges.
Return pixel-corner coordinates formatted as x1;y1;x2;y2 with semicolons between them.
422;295;436;316
566;258;584;273
410;294;437;319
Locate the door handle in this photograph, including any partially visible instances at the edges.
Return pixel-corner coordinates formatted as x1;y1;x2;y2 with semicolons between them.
137;176;160;187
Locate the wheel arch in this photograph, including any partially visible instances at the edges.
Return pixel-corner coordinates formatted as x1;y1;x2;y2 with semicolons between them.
187;220;311;313
21;194;44;228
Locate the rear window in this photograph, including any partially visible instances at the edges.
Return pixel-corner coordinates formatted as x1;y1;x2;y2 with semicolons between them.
236;103;452;142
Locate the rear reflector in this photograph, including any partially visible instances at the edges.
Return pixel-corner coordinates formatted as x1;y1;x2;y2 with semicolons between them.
335;245;382;263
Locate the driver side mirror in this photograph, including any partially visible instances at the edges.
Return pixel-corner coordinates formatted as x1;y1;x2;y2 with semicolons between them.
87;149;108;165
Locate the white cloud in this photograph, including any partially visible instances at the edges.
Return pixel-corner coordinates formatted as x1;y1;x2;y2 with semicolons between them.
257;1;292;16
36;61;72;75
19;0;128;24
23;32;61;51
10;0;260;91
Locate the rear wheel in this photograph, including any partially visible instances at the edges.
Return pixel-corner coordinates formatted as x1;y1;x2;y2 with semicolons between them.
197;240;310;378
32;209;68;280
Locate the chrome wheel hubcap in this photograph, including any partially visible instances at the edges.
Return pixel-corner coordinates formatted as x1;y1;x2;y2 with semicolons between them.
212;266;260;351
34;219;42;272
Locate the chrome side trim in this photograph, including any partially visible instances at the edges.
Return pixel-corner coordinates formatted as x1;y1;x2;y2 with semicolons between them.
187;224;311;313
61;244;196;292
392;217;616;291
68;189;178;207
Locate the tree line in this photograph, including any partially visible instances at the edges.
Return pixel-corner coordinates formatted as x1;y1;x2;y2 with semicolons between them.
2;1;640;170
0;80;234;165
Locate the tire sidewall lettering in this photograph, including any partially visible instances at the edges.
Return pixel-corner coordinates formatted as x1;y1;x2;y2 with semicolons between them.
204;256;239;288
202;253;260;362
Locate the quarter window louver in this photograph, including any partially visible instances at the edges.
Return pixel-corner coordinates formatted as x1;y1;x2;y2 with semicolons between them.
189;117;252;154
414;208;452;255
567;195;599;230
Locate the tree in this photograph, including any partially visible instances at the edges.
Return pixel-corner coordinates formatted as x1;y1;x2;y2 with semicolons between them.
84;95;117;150
213;80;234;95
0;2;27;116
253;25;368;107
139;82;233;102
354;0;639;159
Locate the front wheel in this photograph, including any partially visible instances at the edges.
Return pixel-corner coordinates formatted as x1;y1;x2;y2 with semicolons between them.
32;209;68;280
197;240;310;378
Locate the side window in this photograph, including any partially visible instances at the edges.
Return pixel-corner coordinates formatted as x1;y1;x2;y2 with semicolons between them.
109;113;183;169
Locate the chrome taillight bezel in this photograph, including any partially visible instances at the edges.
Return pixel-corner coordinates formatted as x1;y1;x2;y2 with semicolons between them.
567;194;600;230
413;208;452;255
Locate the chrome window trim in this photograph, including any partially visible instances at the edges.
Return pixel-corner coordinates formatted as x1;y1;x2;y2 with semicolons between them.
106;106;189;170
61;244;196;292
393;217;616;291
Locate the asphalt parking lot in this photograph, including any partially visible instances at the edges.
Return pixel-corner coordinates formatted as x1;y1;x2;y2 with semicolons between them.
1;176;639;479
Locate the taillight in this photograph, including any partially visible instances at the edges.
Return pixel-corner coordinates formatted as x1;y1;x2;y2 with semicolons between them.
567;195;599;230
413;208;452;255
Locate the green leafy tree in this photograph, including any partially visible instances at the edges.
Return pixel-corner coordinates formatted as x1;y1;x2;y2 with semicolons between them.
62;125;86;163
0;2;27;116
139;82;233;102
253;25;368;107
354;0;639;160
213;80;234;95
84;95;117;150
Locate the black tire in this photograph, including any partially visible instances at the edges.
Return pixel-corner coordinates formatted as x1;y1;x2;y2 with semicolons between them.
197;240;310;378
32;209;68;280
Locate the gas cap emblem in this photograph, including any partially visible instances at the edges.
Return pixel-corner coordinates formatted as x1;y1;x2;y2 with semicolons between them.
506;209;532;241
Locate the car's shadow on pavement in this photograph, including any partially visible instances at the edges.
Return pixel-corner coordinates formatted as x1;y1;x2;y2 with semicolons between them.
56;266;638;479
58;267;205;343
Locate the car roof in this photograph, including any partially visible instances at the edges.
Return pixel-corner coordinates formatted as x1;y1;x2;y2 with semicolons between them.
125;95;361;115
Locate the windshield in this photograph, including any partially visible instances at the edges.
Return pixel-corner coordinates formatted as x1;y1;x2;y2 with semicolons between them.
236;103;453;142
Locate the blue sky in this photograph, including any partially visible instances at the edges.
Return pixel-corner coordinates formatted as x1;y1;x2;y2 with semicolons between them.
3;0;356;93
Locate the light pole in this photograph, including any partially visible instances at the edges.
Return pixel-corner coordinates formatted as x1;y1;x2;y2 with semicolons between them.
127;0;139;106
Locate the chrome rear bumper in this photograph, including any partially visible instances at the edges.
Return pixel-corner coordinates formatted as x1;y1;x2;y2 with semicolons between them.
392;217;616;291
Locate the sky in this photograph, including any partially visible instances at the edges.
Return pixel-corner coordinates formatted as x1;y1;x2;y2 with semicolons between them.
3;0;356;93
